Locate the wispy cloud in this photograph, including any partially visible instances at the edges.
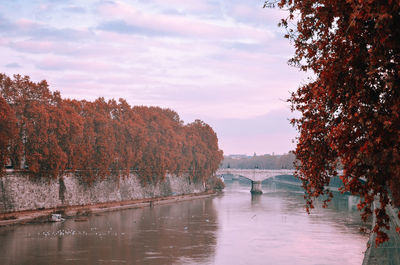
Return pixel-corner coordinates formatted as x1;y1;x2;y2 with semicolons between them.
97;19;175;37
5;62;22;68
62;6;87;14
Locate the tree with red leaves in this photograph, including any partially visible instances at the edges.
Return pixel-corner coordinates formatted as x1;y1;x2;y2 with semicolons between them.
0;73;223;188
0;74;68;178
0;96;16;176
132;106;183;184
266;0;400;244
185;120;223;184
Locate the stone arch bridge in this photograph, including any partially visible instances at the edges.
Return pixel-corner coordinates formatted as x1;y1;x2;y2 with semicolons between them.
216;169;295;194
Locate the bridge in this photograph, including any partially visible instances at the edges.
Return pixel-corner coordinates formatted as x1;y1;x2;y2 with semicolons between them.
216;169;295;194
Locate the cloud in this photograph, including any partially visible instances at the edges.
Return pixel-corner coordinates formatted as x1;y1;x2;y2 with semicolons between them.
62;6;86;13
95;1;275;41
35;55;113;72
0;14;15;32
29;26;93;41
226;41;266;52
97;19;174;37
5;62;22;68
147;0;218;13
0;15;93;42
10;40;56;54
0;0;307;154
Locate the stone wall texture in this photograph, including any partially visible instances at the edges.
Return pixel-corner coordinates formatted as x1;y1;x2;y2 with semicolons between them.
0;172;205;214
362;200;400;265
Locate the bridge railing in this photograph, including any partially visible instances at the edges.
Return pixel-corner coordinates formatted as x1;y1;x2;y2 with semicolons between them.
216;169;295;182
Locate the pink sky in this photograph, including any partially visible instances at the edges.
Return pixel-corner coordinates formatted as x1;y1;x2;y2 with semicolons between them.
0;0;308;155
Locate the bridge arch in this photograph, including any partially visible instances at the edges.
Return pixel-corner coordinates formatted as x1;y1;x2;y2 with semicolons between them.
216;169;295;194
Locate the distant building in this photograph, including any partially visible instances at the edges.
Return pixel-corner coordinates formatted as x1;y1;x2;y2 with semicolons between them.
227;154;250;160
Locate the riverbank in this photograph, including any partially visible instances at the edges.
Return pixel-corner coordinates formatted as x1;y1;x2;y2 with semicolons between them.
0;179;367;265
0;171;216;226
0;190;218;226
362;202;400;265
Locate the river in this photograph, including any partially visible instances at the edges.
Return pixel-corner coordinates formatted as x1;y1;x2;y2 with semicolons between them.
0;178;369;265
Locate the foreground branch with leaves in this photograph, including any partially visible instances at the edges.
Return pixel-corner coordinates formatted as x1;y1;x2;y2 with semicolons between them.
266;0;400;245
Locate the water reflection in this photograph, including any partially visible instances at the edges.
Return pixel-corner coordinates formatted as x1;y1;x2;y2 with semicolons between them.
213;180;369;265
251;194;262;204
0;199;218;265
263;180;361;212
0;180;370;265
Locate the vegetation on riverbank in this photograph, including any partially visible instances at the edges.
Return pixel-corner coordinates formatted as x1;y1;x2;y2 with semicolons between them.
0;73;223;185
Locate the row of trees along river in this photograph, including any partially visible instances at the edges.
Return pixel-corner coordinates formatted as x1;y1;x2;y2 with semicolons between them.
0;73;223;185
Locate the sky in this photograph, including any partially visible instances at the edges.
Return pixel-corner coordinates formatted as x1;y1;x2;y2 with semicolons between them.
0;0;308;156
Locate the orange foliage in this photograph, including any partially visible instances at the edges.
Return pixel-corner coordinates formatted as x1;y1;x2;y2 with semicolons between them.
0;73;223;185
0;95;17;176
269;0;400;244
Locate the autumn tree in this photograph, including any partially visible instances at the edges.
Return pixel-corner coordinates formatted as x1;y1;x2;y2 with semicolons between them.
132;106;183;184
0;74;69;178
108;99;146;177
0;73;223;188
266;0;400;244
71;99;116;181
0;96;17;176
57;99;84;172
184;120;223;184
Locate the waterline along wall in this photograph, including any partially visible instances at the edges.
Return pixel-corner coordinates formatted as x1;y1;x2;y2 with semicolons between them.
0;172;205;214
362;199;400;265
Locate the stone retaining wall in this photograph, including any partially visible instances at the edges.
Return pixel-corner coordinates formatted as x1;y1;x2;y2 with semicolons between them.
362;200;400;265
0;172;205;214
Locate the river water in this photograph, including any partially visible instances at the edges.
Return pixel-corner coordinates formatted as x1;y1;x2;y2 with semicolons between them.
0;179;369;265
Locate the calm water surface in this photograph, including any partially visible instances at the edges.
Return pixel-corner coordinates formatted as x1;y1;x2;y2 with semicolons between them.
0;180;369;265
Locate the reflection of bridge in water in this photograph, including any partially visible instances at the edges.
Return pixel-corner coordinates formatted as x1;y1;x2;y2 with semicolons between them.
216;169;295;194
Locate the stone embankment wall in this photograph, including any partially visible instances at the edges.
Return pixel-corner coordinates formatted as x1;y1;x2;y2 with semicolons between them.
362;200;400;265
0;172;205;214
